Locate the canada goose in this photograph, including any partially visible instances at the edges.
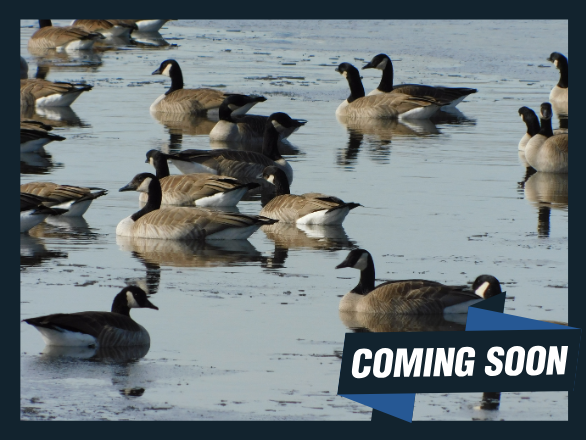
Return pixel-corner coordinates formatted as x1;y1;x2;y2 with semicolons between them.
259;166;360;225
22;286;158;346
547;52;568;116
518;106;540;151
20;182;108;217
144;149;259;206
129;19;175;33
335;249;502;314
20;56;28;79
117;173;277;240
20;64;93;107
335;62;449;119
20;193;66;233
28;20;105;50
20;121;65;153
70;19;137;37
150;59;226;114
525;103;568;173
209;94;268;142
362;53;477;107
157;112;300;184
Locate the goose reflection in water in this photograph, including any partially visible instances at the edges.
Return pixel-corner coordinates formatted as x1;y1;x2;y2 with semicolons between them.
21;151;62;175
27;47;102;69
336;107;475;168
339;311;467;333
116;235;264;268
130;31;170;48
524;172;568;238
41;344;150;363
28;217;103;241
260;222;356;269
21;105;89;129
20;235;67;268
126;251;162;296
151;111;218;138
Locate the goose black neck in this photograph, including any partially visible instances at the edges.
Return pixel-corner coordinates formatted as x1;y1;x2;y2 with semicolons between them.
378;60;395;93
352;256;376;295
524;113;540;136
557;59;568;88
262;124;283;161
111;293;131;316
218;102;236;122
273;171;291;195
153;154;170;179
538;117;553;137
39;20;52;28
132;178;162;221
36;65;49;80
166;64;184;95
345;70;366;103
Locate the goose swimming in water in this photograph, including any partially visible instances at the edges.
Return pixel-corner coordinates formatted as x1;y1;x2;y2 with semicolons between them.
362;53;477;107
259;166;360;225
117;173;277;240
335;249;502;314
22;286;158;346
335;62;450;119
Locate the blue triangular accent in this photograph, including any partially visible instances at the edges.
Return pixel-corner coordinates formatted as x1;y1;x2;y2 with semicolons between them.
466;308;574;331
469;291;505;313
340;393;415;423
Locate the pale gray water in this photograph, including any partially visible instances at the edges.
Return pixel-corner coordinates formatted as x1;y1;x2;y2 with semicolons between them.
20;20;568;420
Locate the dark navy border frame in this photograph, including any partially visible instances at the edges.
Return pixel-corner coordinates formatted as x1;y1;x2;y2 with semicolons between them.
13;3;578;437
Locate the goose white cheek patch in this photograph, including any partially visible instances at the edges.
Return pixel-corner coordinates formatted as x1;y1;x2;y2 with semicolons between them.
354;253;369;270
271;120;285;132
266;175;275;184
161;64;172;77
377;58;388;70
475;281;490;298
126;291;140;308
137;178;152;192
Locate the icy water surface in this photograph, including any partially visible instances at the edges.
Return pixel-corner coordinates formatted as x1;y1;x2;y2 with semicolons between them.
20;20;568;420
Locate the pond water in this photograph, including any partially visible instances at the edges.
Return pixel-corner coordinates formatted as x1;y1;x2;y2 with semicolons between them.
20;19;568;421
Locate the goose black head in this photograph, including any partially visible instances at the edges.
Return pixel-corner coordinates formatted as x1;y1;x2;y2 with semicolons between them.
124;286;159;310
472;275;503;299
119;173;157;193
336;249;373;271
335;62;359;78
267;112;306;132
363;53;391;70
111;286;158;314
540;102;553;120
547;52;567;68
518;107;540;136
145;149;162;164
152;59;180;77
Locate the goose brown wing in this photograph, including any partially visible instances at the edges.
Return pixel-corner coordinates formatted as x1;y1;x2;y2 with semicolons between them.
392;84;476;102
364;280;475;314
23;312;142;337
20;183;107;204
160;174;247;203
21;78;92;99
174;149;275;179
166;88;226;111
261;194;349;222
31;26;100;47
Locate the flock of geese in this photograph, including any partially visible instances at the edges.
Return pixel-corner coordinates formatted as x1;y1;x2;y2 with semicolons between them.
20;20;568;349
